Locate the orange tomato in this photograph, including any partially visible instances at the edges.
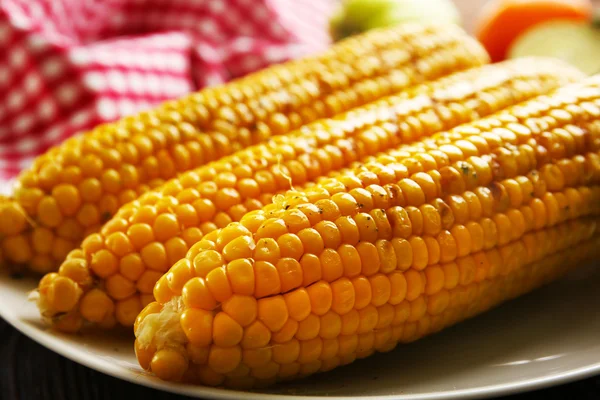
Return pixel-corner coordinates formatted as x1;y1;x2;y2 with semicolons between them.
475;0;593;62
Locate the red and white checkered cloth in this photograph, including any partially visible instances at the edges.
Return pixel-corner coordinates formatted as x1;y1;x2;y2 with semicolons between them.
0;0;336;193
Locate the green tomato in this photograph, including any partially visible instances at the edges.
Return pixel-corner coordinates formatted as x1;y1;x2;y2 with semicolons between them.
330;0;461;41
509;20;600;76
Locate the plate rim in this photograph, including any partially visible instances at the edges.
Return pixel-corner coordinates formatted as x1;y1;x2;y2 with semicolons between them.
2;296;600;400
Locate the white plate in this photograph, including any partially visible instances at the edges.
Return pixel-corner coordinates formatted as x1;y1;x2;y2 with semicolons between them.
0;263;599;400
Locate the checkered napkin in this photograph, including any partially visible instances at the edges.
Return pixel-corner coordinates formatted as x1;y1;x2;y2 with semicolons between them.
0;0;335;192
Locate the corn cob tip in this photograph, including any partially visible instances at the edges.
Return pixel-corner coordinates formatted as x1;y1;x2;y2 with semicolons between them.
0;198;36;269
36;270;84;328
36;252;126;331
135;298;190;381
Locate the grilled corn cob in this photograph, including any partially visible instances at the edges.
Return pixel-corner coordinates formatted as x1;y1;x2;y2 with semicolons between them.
35;58;583;331
0;23;488;273
130;76;600;387
135;219;599;387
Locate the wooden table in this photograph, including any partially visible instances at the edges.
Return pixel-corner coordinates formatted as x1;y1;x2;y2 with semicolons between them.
2;1;599;399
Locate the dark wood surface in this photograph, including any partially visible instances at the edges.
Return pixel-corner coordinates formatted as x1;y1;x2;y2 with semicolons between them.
2;1;600;399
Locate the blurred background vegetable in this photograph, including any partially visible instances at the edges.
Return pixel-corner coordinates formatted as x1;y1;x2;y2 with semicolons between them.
509;20;600;75
329;0;461;41
474;0;593;62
